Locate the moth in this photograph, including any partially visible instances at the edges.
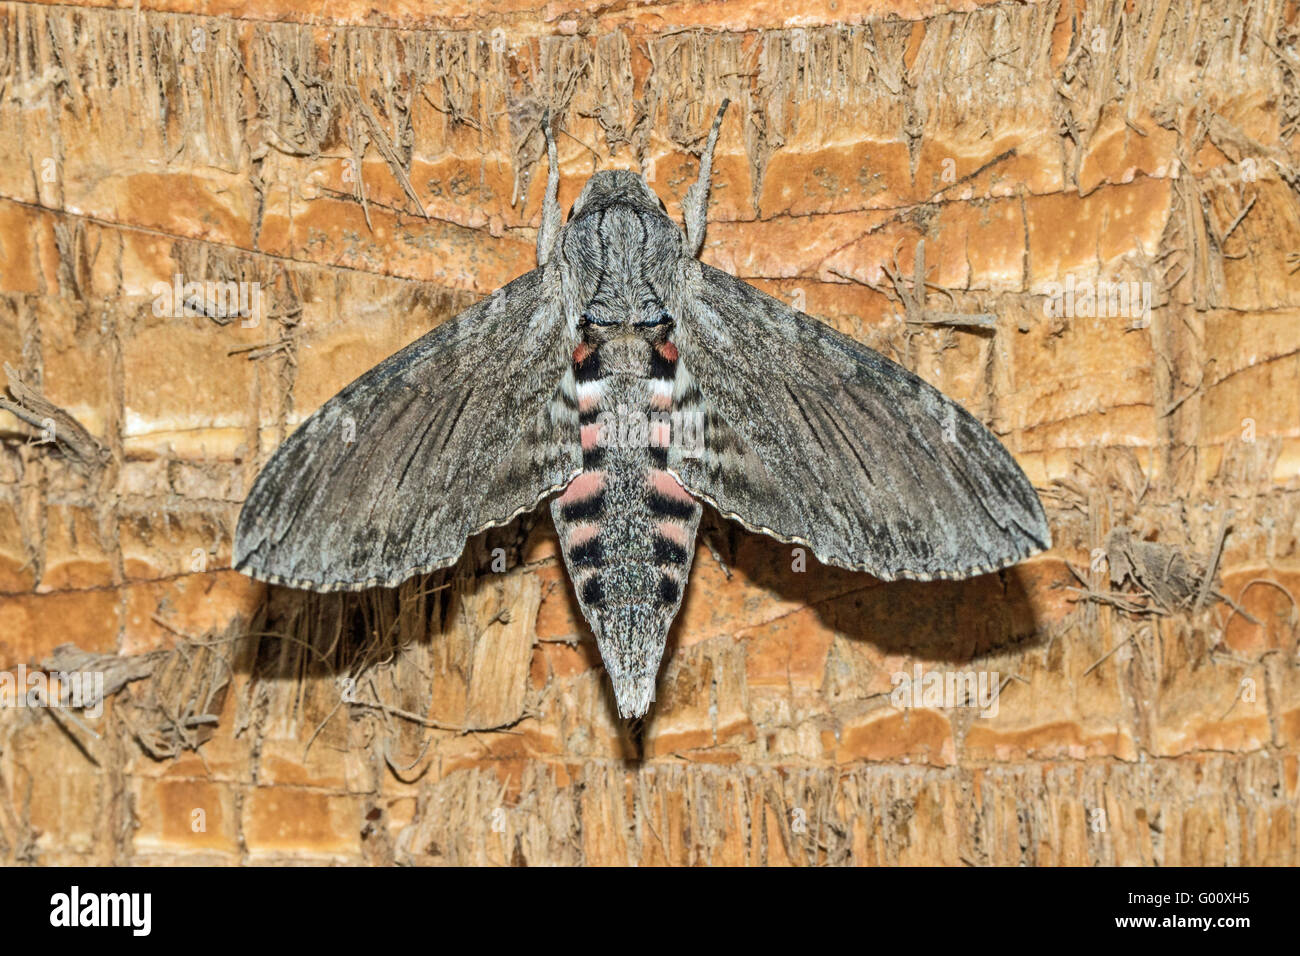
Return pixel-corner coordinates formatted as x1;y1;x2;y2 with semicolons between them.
234;101;1050;719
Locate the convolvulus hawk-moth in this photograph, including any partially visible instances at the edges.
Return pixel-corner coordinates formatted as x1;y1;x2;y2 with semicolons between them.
234;101;1050;718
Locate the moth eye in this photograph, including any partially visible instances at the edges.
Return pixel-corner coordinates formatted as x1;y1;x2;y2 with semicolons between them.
581;311;619;328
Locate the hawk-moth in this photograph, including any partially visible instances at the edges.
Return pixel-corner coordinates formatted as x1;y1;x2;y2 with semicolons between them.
234;101;1050;719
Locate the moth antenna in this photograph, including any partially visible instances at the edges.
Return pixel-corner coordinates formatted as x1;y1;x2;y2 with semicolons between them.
537;108;562;266
682;98;730;257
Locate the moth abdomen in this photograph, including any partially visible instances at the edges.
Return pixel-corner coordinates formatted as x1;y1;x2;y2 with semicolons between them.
647;474;697;520
569;535;606;568
657;575;681;605
573;344;602;382
581;575;606;606
551;322;702;718
653;533;689;565
647;344;678;380
556;470;607;523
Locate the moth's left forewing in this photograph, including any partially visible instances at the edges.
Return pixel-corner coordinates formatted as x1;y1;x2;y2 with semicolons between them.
667;262;1050;581
234;268;580;591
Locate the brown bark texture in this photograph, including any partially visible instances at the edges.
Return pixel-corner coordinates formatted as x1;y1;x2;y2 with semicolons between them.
0;0;1297;865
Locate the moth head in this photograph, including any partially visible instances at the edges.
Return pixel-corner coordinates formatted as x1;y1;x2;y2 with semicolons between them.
568;169;668;222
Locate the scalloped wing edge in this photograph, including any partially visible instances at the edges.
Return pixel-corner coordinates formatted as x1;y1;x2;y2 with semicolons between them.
672;469;1051;583
232;472;579;592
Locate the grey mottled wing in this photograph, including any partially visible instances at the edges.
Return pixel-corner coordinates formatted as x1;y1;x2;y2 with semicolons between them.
234;268;578;591
669;263;1049;581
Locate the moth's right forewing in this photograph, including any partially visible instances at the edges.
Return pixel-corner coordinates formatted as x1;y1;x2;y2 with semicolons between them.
670;263;1049;581
234;268;579;591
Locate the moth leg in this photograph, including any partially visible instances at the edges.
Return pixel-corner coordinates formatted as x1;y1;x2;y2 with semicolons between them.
702;531;733;581
537;108;562;266
699;510;734;580
682;98;730;258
